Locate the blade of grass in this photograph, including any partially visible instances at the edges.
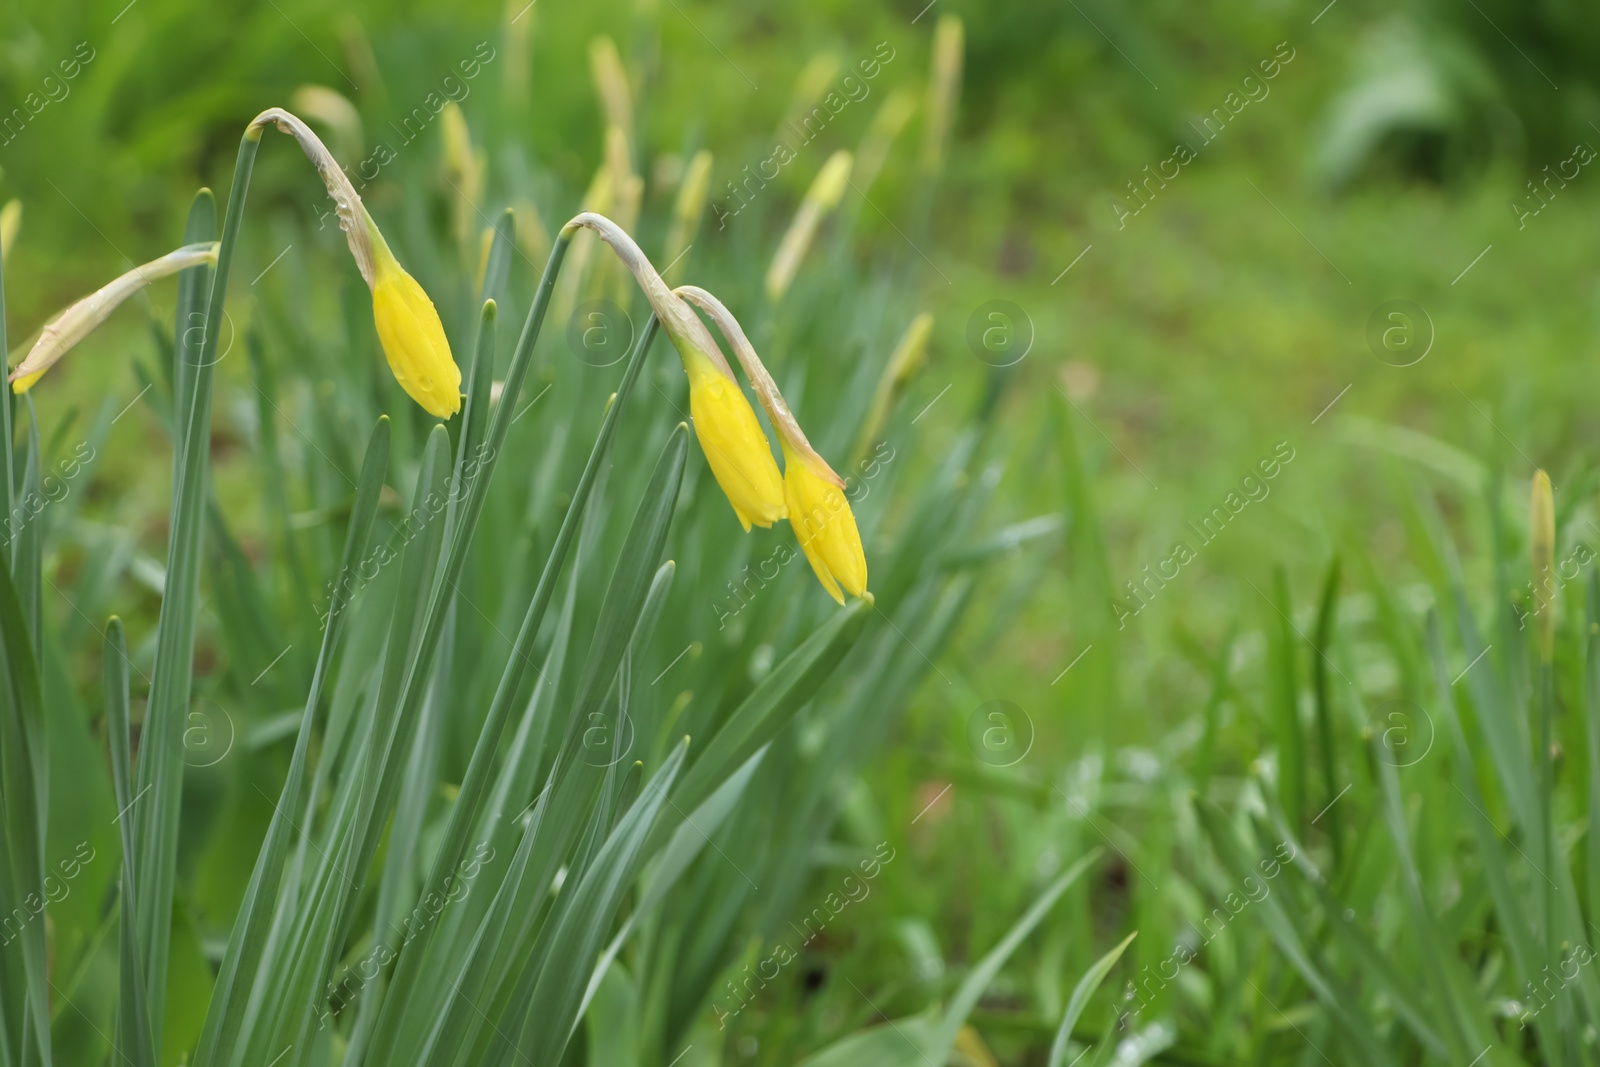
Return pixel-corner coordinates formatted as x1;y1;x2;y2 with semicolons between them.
1310;558;1342;866
135;167;248;1053
0;507;49;1067
927;850;1100;1061
1193;797;1394;1065
106;618;156;1067
1046;931;1134;1067
192;417;389;1067
1269;568;1306;831
512;740;691;1066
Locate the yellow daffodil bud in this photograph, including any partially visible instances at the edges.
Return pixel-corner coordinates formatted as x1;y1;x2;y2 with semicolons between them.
589;36;634;152
561;212;787;531
782;440;867;603
8;243;218;393
369;217;461;419
0;200;20;261
922;15;964;175
682;347;785;530
765;151;853;302
662;149;712;284
853;311;931;464
777;51;841;143
249;107;462;419
674;284;868;602
853;88;916;195
1531;468;1555;662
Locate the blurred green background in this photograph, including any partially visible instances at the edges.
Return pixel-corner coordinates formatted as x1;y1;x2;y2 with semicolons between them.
6;0;1600;1063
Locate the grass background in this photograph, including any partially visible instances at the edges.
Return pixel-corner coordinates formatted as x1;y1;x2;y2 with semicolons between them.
4;0;1600;1063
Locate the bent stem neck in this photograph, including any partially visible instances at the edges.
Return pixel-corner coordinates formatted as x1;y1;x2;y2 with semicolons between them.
561;212;735;381
250;107;377;286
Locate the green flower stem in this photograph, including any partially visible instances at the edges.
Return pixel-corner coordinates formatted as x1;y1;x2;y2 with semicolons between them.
133;124;261;1056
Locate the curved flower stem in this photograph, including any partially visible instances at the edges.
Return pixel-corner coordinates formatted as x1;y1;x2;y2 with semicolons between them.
562;211;736;380
674;283;846;488
249;107;377;285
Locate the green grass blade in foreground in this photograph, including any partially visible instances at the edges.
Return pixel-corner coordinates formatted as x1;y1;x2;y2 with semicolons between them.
0;205;13;571
1369;727;1488;1060
1310;558;1342;865
0;520;49;1066
792;1016;940;1067
927;850;1099;1062
444;299;496;549
1269;568;1306;831
513;740;690;1067
135;161;255;1051
106;618;156;1067
790;848;1093;1067
1588;571;1600;934
1426;608;1546;976
192;417;389;1067
670;594;873;814
358;318;663;1067
1047;930;1135;1067
1449;579;1536;832
15;401;39;655
579;750;766;1024
1273;830;1449;1057
1193;797;1394;1065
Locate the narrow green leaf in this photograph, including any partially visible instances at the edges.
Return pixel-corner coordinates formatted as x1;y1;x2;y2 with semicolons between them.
792;1013;939;1067
106;618;156;1067
672;595;873;815
512;741;690;1066
0;517;49;1066
137;161;255;1054
14;400;39;657
1047;930;1135;1067
1310;557;1342;864
928;851;1099;1062
192;416;389;1067
1269;568;1305;831
1193;796;1394;1065
479;209;515;310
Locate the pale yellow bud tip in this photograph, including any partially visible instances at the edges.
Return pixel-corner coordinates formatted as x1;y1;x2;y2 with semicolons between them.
1531;468;1555;661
